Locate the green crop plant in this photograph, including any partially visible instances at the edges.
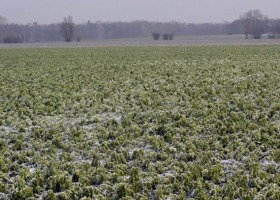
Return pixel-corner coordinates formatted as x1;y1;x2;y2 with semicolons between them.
129;167;140;192
71;171;80;183
116;183;133;199
43;190;56;200
47;173;72;193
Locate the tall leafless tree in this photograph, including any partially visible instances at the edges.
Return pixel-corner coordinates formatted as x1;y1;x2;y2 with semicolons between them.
152;32;160;40
270;19;280;38
0;15;7;25
60;16;74;42
240;10;268;39
240;12;252;39
0;15;7;42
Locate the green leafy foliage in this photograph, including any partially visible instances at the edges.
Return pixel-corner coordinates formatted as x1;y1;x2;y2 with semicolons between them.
0;45;279;199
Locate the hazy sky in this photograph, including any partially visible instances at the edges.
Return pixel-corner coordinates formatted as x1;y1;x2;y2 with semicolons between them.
1;0;280;24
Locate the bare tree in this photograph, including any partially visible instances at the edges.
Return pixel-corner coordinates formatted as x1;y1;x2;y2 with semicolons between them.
250;10;268;39
168;33;174;40
0;15;7;42
270;19;280;38
60;16;74;42
240;10;268;39
162;33;169;40
0;15;7;25
152;32;160;40
240;11;252;39
162;33;174;40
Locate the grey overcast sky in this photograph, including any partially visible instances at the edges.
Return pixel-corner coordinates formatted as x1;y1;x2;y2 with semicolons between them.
1;0;280;24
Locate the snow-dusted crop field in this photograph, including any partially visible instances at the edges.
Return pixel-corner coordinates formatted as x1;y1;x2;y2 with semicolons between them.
0;45;279;199
2;35;280;49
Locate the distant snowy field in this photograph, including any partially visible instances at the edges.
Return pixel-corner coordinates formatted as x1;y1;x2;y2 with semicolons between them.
1;35;280;49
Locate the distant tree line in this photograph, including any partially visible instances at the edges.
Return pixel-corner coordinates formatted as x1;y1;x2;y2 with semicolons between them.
0;19;230;43
1;10;280;43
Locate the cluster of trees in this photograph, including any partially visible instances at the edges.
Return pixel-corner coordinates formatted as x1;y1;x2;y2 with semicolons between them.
1;10;280;43
152;32;174;40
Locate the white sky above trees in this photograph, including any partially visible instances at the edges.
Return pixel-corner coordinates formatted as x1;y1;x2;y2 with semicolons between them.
1;0;280;24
